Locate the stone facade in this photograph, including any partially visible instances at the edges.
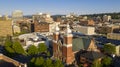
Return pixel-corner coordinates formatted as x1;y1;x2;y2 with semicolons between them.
0;20;13;36
107;33;120;40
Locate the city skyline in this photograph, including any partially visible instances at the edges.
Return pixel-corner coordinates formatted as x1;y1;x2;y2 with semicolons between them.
0;0;120;15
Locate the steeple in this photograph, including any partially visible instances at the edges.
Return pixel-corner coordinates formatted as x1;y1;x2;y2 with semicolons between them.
65;23;72;34
55;23;60;32
53;23;60;41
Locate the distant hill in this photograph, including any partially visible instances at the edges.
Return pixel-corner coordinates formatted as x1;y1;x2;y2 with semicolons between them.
81;12;120;19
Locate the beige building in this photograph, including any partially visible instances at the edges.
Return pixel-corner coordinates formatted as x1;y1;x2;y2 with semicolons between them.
13;25;21;34
0;20;13;36
107;33;120;40
33;13;53;23
12;10;23;21
116;45;120;56
103;15;111;22
73;26;95;35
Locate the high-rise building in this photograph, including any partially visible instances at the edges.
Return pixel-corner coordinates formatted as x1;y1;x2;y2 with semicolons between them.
12;10;23;21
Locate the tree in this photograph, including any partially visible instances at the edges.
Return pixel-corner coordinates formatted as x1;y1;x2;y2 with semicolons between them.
102;56;112;67
104;43;116;54
38;43;47;53
92;59;102;67
4;36;12;47
35;57;44;67
27;45;38;55
12;41;26;55
44;58;53;67
4;36;15;57
28;57;36;67
54;60;64;67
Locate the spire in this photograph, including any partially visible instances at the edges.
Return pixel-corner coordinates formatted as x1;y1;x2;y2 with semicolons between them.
65;23;72;34
55;23;60;32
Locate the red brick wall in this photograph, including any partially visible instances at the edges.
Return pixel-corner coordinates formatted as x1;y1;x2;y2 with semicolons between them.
62;46;74;64
34;21;49;32
64;36;72;45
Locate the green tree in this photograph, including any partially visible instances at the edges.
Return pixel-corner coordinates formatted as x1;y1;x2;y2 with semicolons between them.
4;36;12;47
79;64;83;67
4;36;15;57
28;57;36;67
12;41;26;55
92;59;102;67
102;56;112;67
104;43;116;54
54;60;64;67
27;45;38;55
38;43;47;53
35;57;44;67
44;58;53;67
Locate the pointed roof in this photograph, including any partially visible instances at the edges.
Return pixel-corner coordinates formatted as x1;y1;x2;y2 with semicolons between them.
72;36;91;52
65;24;72;34
55;23;60;32
81;51;104;61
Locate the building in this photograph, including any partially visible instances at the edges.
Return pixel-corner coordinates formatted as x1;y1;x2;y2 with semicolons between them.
107;33;120;40
33;13;58;33
96;24;120;34
73;26;95;35
115;45;120;56
52;24;100;65
103;15;111;22
33;13;53;23
34;21;50;32
0;20;13;36
12;10;23;22
18;33;46;49
79;20;95;26
13;25;21;34
0;54;26;67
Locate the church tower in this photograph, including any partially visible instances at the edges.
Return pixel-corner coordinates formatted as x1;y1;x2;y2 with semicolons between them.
62;24;74;65
53;23;60;58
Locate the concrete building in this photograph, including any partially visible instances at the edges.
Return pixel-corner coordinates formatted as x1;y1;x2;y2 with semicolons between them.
96;24;120;34
0;20;13;36
115;45;120;56
103;15;111;22
12;10;23;21
18;33;46;50
73;26;95;35
107;33;120;40
13;25;21;34
33;13;53;23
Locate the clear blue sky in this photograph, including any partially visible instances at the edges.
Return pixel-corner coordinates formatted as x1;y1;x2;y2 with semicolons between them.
0;0;120;15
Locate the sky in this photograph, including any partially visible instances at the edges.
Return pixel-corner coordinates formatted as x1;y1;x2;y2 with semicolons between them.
0;0;120;15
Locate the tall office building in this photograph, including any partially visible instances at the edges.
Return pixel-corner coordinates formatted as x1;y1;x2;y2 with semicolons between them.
12;10;23;21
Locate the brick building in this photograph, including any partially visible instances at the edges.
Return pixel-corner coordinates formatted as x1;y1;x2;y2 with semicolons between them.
34;21;49;32
52;24;101;65
79;19;95;26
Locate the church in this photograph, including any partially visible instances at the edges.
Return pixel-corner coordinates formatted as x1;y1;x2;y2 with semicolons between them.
52;24;103;66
